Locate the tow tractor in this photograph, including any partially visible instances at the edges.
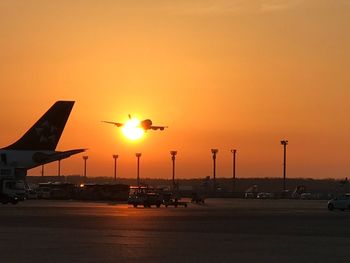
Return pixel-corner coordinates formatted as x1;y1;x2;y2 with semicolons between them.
162;192;188;208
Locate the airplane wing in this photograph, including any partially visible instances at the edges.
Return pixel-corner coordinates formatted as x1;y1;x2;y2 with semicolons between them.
102;121;124;127
32;149;86;166
150;126;168;131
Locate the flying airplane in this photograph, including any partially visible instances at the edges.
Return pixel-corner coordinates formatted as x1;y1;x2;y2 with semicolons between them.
102;114;168;131
0;101;85;179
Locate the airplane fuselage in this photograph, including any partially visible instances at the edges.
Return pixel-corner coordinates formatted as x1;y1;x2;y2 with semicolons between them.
140;119;152;130
0;149;84;170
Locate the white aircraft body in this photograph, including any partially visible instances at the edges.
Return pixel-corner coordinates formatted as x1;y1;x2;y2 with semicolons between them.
0;101;85;179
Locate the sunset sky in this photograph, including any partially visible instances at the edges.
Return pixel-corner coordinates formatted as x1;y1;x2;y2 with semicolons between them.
0;0;349;179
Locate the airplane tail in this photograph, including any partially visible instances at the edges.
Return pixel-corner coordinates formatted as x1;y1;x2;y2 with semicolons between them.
3;101;75;151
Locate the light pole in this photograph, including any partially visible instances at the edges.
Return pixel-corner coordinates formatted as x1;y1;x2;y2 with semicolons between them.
58;159;61;177
230;149;237;193
136;153;142;186
41;164;44;177
83;155;88;179
113;154;118;181
170;151;177;190
211;149;218;190
280;140;288;192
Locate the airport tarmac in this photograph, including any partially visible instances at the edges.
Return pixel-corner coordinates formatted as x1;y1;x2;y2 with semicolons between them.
0;199;349;263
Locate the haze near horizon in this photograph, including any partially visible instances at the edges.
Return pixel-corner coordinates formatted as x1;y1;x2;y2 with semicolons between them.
0;0;349;179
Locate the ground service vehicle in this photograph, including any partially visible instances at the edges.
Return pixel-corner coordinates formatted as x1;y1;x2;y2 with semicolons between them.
328;194;350;211
162;192;187;207
128;192;162;208
128;187;163;208
164;198;188;208
191;192;205;204
0;177;25;204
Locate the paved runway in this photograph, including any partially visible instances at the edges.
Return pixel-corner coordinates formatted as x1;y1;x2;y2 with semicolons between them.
0;199;349;263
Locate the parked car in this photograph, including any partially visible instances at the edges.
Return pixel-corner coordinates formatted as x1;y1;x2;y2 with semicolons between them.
328;194;350;211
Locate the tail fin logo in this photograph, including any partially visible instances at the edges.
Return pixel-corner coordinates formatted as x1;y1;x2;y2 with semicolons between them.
35;120;58;144
2;101;75;151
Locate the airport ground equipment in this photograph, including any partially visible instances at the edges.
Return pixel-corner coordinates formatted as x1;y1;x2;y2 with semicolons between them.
191;192;205;204
128;186;163;207
78;183;129;201
163;198;188;208
162;192;187;207
0;168;26;204
328;194;350;211
244;185;258;198
128;192;162;208
257;192;274;199
37;182;76;199
34;182;130;201
292;185;306;199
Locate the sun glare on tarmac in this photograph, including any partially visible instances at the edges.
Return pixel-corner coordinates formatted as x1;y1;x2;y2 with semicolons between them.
121;118;145;140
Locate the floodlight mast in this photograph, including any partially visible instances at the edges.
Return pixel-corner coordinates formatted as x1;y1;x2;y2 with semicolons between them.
58;159;61;177
170;151;177;190
83;155;89;179
211;149;218;190
136;153;142;186
280;140;288;192
113;154;119;181
230;149;237;193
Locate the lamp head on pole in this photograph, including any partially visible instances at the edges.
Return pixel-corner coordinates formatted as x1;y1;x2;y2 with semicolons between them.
211;149;218;154
83;156;88;161
170;151;177;156
170;150;177;161
280;140;288;146
230;149;237;154
113;154;119;159
211;149;218;160
136;153;142;158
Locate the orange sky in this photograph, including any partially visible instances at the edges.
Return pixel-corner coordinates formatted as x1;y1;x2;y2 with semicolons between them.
0;0;349;179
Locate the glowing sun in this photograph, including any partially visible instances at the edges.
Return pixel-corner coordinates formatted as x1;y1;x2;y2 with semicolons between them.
121;118;145;140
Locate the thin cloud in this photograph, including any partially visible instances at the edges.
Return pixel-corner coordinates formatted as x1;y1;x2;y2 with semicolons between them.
260;0;301;12
162;0;303;16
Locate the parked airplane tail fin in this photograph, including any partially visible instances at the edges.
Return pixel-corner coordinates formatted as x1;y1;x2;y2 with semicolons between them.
3;101;75;151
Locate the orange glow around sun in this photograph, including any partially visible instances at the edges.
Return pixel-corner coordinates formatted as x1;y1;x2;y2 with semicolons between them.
121;118;145;141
